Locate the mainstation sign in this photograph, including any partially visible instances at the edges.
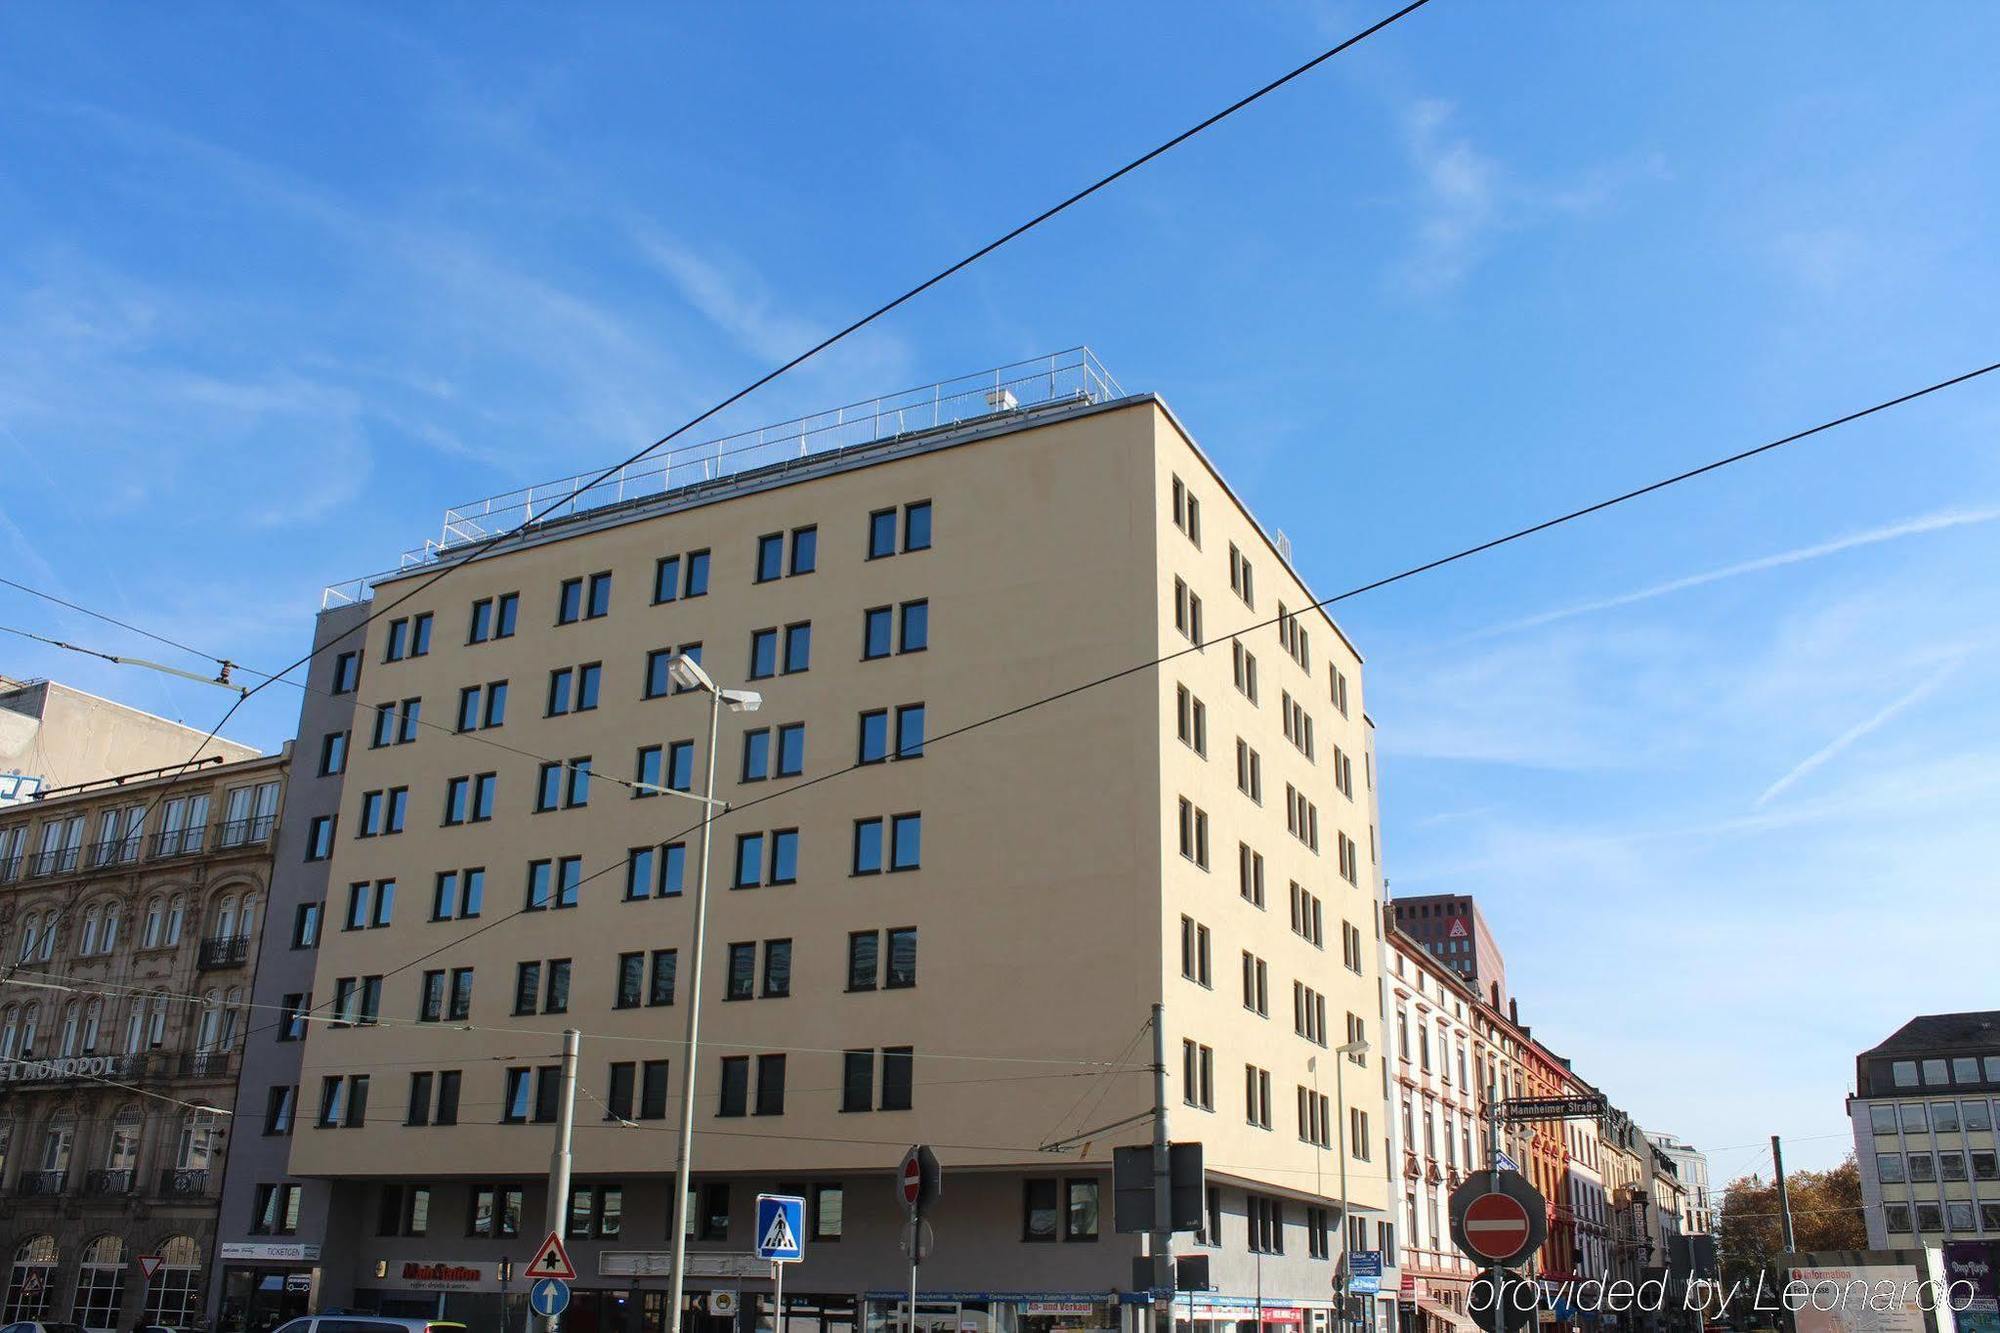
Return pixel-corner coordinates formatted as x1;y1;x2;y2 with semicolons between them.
398;1262;486;1291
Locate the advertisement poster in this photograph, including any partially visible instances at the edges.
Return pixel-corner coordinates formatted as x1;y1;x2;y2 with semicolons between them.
1790;1265;1929;1333
1946;1243;2000;1333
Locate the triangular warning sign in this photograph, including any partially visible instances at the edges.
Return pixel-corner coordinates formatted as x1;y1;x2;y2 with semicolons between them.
760;1209;798;1255
137;1256;164;1280
523;1232;576;1281
1448;918;1469;938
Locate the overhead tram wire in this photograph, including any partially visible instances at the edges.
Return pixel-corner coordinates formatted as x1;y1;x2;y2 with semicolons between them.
93;0;1441;734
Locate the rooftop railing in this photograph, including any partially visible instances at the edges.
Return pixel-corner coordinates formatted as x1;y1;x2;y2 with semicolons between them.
324;348;1124;607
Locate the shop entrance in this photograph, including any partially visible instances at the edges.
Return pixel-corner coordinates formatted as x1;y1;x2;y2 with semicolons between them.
217;1267;313;1333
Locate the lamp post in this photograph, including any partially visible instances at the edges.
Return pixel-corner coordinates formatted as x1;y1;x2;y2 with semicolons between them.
656;653;761;1333
1334;1038;1371;1329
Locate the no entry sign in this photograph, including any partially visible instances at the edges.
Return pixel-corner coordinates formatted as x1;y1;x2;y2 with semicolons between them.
1448;1169;1546;1268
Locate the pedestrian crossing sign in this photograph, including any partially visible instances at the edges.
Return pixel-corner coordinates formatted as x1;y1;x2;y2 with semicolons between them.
755;1193;806;1262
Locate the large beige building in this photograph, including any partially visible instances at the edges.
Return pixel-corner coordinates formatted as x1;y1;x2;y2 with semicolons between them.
0;677;259;807
285;354;1393;1333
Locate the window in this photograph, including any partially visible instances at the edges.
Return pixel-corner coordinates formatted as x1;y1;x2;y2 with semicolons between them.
557;571;612;624
813;1183;844;1241
1179;917;1212;987
525;857;582;911
1233;640;1259;702
1293;983;1328;1047
318;731;348;776
1173;578;1204;645
852;814;920;874
252;1183;303;1235
869;501;932;559
1181;1040;1214;1109
1341;920;1364;971
1170;476;1201;545
1235;739;1262;802
1330;664;1350;716
756;527;817;581
1245;1065;1273;1128
344;879;395;930
316;1074;369;1127
1175;685;1208;755
654;549;710;603
863;600;929;659
466;1184;525;1238
731;829;798;888
536;758;592;812
468;592;519;643
1229;543;1256;607
568;1184;623;1239
1333;746;1354;799
331;651;360;694
791;526;818;574
378;1183;433;1237
456;681;508;732
368;698;421;748
264;1085;297;1135
882;1047;913;1110
1238;844;1265;906
305;816;335;862
1337;832;1359;885
755;1054;787;1115
1307;1206;1332;1259
1291;884;1325;947
1286;785;1320;851
292;902;322;949
847;928;915;990
1249;1195;1284;1253
547;662;603;715
1242;953;1269;1016
718;1055;750;1117
432;868;485;922
1176;799;1209;868
1350;1108;1371;1159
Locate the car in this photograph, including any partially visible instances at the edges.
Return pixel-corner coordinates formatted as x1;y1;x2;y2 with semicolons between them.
272;1319;466;1333
0;1322;87;1333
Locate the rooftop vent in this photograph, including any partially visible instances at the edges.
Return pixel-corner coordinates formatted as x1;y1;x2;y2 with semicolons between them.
986;387;1019;412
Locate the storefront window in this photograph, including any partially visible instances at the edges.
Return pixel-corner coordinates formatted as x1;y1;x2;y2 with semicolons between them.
4;1234;56;1321
146;1236;204;1326
71;1234;126;1331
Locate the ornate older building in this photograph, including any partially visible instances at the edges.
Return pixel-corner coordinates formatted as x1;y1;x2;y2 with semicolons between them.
0;742;285;1331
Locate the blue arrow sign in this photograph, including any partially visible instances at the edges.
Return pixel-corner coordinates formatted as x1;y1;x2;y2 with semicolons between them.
755;1193;806;1262
1496;1150;1521;1172
530;1278;571;1318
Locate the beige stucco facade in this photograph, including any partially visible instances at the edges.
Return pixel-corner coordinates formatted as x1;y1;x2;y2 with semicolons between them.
0;678;259;804
287;393;1390;1312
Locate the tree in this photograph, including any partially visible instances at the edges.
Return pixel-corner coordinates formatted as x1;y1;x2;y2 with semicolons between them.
1717;1156;1868;1289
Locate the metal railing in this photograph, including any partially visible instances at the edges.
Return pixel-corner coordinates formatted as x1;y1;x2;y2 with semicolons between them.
0;855;18;883
16;1169;66;1197
214;815;276;849
197;935;251;970
149;827;207;859
324;348;1125;607
25;846;79;878
84;1168;134;1197
177;1049;238;1080
157;1167;213;1198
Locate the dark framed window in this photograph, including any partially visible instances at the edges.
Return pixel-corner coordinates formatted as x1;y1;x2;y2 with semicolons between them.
841;1051;872;1112
847;932;879;991
1023;1179;1059;1242
755;1053;786;1116
718;1055;749;1117
882;1046;914;1110
756;533;784;583
762;939;792;997
886;927;917;988
775;723;805;777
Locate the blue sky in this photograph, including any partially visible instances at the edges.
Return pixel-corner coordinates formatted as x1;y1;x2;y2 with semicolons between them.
3;3;1996;1177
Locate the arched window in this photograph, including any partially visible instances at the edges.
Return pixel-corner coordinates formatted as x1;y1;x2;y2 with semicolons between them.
195;990;224;1052
123;999;146;1053
71;1234;125;1330
145;1235;203;1326
100;904;119;954
175;1107;223;1171
105;1107;141;1172
0;1005;18;1059
164;895;185;946
39;1111;74;1176
219;987;244;1049
37;915;53;961
16;911;36;962
142;897;163;948
79;906;101;956
239;892;261;941
80;998;102;1054
146;995;167;1048
58;1000;80;1056
213;894;238;940
19;1002;38;1057
4;1234;57;1321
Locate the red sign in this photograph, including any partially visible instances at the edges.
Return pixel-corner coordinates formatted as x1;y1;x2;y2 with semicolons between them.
522;1232;576;1281
137;1256;164;1280
1461;1192;1533;1261
1447;917;1469;939
900;1150;923;1207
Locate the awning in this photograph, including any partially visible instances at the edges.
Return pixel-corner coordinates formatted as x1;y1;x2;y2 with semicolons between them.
1415;1298;1483;1333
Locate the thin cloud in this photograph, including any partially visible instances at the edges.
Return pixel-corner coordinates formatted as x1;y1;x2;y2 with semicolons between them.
1462;505;2000;642
1752;658;1961;808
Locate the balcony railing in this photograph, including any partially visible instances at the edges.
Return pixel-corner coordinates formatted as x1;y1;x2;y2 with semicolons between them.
157;1167;212;1198
86;839;143;870
198;935;251;970
25;846;80;878
0;855;18;884
84;1168;134;1197
213;816;276;849
177;1049;238;1080
149;827;207;860
16;1170;66;1197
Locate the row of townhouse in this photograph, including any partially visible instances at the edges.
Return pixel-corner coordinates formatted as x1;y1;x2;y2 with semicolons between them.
1379;899;1707;1333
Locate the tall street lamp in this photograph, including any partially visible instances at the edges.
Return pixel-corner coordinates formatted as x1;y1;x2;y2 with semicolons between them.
1334;1037;1371;1327
653;652;760;1333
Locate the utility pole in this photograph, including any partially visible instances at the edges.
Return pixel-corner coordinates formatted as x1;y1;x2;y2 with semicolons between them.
1488;1084;1503;1333
1770;1135;1795;1253
1151;1003;1175;1333
542;1028;580;1333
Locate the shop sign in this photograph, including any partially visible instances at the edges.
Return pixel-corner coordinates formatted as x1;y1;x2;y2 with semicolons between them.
601;1251;767;1279
221;1242;323;1262
1026;1302;1100;1316
285;1275;313;1294
399;1261;485;1291
0;1055;133;1085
